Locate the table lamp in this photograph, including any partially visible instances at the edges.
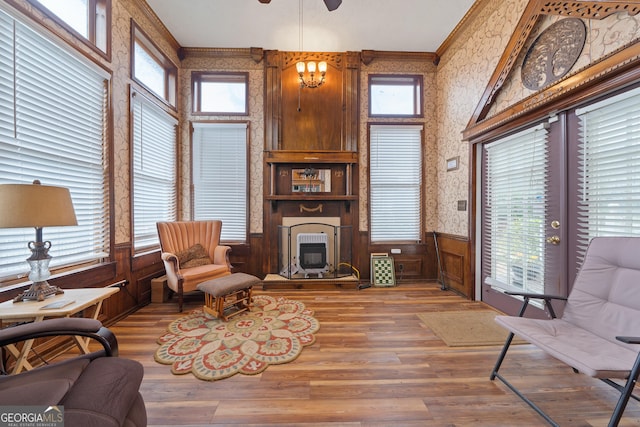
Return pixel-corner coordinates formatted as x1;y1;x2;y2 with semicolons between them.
0;180;78;302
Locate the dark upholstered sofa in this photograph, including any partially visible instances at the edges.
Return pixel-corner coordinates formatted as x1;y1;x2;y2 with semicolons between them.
0;317;146;427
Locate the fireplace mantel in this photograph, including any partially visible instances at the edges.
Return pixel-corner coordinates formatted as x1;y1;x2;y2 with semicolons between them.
263;150;360;285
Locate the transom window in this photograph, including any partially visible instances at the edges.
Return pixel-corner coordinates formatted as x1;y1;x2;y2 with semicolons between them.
28;0;110;57
192;72;249;115
369;74;423;117
131;22;176;107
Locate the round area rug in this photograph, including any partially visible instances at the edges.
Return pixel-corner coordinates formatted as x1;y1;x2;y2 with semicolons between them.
154;294;320;381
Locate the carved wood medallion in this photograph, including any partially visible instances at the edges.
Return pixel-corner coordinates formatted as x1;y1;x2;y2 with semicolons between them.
521;18;587;90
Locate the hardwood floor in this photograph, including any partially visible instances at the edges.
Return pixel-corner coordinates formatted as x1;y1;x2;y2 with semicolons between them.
107;282;640;426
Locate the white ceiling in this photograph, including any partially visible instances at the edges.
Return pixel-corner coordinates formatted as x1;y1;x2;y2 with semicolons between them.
146;0;476;53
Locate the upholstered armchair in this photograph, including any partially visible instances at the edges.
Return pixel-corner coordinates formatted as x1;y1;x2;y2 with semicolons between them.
0;317;146;427
157;220;232;311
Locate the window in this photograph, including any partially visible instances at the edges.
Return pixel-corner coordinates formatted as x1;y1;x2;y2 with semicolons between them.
369;124;423;242
192;123;248;242
369;75;423;117
481;124;549;295
0;4;110;282
28;0;110;57
192;72;249;115
131;92;178;253
574;86;640;259
131;22;176;107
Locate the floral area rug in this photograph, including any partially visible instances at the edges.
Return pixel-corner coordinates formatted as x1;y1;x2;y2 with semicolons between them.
154;295;319;381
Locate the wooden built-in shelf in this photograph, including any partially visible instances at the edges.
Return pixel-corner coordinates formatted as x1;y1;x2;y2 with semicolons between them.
265;150;357;164
265;195;357;201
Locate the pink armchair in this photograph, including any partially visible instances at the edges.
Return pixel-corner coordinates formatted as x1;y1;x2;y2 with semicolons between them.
156;220;232;311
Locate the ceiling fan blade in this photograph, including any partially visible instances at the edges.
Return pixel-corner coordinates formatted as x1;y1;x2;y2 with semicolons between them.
323;0;342;11
258;0;271;3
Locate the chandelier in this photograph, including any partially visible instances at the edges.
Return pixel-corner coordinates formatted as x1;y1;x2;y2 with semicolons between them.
296;60;327;88
295;0;327;89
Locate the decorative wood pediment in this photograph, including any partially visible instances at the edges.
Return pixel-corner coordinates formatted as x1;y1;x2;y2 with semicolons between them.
463;0;640;141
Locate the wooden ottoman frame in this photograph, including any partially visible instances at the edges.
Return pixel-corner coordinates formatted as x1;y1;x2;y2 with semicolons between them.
197;273;261;321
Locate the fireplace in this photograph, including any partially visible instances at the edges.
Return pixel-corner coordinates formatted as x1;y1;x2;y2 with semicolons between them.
297;233;329;278
278;221;352;279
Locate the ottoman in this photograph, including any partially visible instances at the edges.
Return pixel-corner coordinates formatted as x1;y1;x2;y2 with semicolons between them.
197;273;261;320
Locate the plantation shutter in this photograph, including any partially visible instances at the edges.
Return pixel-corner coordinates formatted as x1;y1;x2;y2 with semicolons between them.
574;87;640;262
132;92;178;252
482;124;548;294
0;4;109;279
369;124;422;242
192;122;248;242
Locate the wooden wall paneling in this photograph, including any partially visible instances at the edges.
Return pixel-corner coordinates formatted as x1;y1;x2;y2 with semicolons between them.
248;234;264;279
264;50;281;151
343;52;360;152
281;52;343;151
436;233;472;298
367;243;429;281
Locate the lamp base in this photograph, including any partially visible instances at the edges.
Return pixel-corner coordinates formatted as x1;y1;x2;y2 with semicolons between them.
14;281;64;302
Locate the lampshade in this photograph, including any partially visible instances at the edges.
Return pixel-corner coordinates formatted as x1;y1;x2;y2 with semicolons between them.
0;182;77;229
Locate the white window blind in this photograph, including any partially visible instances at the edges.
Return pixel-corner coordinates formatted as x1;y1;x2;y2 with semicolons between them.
369;124;422;242
482;124;548;294
132;92;178;252
0;4;109;280
192;122;248;242
575;86;640;259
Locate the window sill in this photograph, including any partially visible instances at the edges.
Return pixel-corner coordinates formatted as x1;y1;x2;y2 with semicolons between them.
0;262;117;302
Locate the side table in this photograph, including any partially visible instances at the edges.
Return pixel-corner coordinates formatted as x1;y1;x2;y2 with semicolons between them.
0;287;119;373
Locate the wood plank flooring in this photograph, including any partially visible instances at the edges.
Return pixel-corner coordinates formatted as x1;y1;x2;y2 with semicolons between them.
106;282;640;426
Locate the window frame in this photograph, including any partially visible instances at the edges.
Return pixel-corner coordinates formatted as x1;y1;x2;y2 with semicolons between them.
192;72;249;115
130;89;179;254
191;121;250;243
368;123;424;243
130;21;177;109
481;123;550;296
0;2;111;286
27;0;111;60
368;74;424;118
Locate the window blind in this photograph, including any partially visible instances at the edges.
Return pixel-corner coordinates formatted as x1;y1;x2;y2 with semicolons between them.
192;122;248;242
369;124;422;242
482;124;548;294
0;4;109;280
132;92;178;252
575;86;640;260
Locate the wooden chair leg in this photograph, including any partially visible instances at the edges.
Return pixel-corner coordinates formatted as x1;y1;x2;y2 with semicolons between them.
177;281;184;312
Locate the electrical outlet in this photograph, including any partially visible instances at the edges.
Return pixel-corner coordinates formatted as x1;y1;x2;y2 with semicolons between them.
398;264;404;271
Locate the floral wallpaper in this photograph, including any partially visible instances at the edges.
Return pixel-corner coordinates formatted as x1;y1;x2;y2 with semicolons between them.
435;0;527;237
12;0;639;246
3;0;173;244
358;59;438;233
179;54;265;234
435;1;640;238
489;11;640;118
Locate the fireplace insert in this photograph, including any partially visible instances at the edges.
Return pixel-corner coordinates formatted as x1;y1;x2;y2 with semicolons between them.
297;233;329;278
278;223;352;280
